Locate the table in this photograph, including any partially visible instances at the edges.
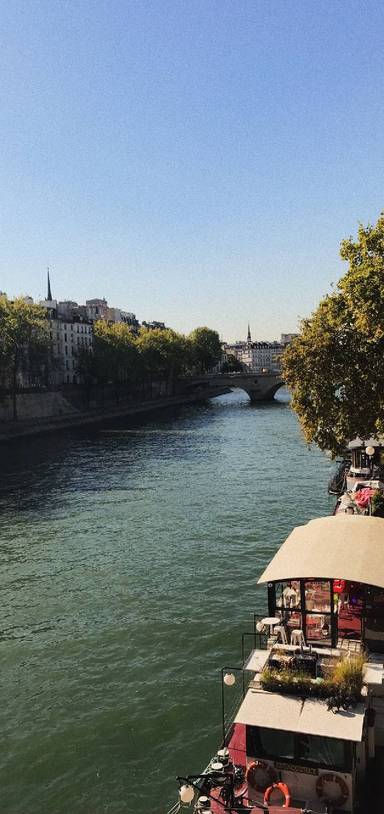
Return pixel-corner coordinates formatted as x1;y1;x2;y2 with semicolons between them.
261;616;281;635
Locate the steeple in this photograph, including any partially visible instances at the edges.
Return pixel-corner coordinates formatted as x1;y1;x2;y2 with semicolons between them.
47;267;52;301
247;323;251;344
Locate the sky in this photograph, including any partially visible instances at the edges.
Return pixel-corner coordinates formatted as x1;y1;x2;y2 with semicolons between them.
1;0;384;342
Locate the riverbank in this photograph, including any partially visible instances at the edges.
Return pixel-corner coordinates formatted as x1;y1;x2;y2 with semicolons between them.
0;387;228;442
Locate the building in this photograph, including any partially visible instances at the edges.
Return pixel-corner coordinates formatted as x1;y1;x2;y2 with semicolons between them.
85;298;109;321
37;272;166;382
223;326;299;373
141;320;167;331
224;325;283;373
40;273;93;385
120;310;140;330
85;299;140;330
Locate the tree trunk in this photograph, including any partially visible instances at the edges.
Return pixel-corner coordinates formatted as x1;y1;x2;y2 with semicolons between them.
12;356;17;421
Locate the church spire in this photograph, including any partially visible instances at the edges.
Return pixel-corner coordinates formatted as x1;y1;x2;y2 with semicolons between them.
47;267;52;301
247;322;251;344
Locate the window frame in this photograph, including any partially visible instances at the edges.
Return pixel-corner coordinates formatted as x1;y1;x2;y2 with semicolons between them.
246;725;353;772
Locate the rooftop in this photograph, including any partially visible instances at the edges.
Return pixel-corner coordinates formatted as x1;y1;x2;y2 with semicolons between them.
258;515;384;589
235;685;366;741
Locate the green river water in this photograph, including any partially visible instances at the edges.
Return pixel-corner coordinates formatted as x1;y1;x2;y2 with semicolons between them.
0;390;335;814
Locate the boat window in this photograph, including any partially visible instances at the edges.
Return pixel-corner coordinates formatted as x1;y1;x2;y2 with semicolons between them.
275;581;301;610
246;726;352;770
352;450;371;470
366;586;384;615
296;734;352;771
364;587;384;652
305;580;331;613
246;726;294;761
305;613;332;645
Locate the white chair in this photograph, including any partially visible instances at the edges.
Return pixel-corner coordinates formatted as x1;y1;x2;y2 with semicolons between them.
290;629;305;646
273;625;288;644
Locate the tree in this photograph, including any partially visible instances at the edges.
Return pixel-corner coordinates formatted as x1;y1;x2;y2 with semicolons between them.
282;213;384;455
0;295;49;420
222;353;244;373
91;321;139;402
188;327;222;373
136;328;190;395
75;345;97;407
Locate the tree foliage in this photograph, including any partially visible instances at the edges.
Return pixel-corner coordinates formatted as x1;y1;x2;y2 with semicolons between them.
75;322;221;399
222;353;244;373
136;328;190;380
0;294;222;415
188;326;222;372
282;213;384;455
0;295;50;417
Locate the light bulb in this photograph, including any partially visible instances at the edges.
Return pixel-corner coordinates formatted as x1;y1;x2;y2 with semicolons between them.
179;784;195;804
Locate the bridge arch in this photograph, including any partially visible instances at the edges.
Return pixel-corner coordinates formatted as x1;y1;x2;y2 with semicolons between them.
185;372;285;403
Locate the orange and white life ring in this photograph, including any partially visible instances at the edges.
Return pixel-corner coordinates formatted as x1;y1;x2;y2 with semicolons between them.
263;782;291;807
246;760;277;792
316;773;349;807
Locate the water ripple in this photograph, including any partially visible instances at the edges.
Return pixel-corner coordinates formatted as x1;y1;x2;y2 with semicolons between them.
0;391;334;813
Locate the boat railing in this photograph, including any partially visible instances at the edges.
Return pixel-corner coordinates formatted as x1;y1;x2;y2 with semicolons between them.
242;627;268;667
221;666;256;742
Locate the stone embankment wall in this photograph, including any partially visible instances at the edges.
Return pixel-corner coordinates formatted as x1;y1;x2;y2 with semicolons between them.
0;391;78;421
0;383;227;442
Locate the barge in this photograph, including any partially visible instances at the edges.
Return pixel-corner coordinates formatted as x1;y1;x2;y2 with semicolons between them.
168;515;384;813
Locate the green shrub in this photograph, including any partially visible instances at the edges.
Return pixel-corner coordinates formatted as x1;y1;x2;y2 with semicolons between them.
260;654;364;701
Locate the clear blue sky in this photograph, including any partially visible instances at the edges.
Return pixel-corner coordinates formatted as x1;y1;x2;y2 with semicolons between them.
1;0;384;341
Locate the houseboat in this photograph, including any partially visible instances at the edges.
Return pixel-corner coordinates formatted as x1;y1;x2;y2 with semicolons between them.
329;437;384;497
331;438;384;517
168;515;384;813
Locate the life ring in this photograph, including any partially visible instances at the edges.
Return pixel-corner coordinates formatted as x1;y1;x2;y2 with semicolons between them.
316;773;349;807
246;760;277;792
263;782;291;808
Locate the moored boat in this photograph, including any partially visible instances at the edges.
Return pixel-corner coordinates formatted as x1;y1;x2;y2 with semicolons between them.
332;438;384;516
167;515;384;813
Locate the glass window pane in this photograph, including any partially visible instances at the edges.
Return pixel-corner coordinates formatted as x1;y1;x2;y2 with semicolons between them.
275;581;301;610
305;580;331;612
306;613;331;644
246;726;295;760
297;734;350;770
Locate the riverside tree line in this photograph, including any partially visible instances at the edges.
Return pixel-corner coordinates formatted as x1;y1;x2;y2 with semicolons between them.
0;293;222;418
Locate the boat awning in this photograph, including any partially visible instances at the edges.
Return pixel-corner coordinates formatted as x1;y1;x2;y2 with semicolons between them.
234;689;365;742
348;436;384;450
258;515;384;589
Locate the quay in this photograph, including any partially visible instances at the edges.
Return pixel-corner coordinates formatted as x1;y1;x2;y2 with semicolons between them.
0;372;284;442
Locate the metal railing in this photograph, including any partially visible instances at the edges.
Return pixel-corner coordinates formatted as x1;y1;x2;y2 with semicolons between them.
241;628;268;667
220;666;256;743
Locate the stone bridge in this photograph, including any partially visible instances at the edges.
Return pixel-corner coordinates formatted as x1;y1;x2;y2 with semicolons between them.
183;371;285;403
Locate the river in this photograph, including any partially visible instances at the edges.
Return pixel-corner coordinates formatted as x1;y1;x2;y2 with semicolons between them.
0;389;335;814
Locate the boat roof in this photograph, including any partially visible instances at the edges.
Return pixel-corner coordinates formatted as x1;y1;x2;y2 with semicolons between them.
234;688;365;742
348;436;384;450
258;515;384;589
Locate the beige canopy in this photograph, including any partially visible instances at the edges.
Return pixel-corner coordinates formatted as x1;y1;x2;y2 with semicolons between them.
258;515;384;588
348;436;384;450
235;687;365;742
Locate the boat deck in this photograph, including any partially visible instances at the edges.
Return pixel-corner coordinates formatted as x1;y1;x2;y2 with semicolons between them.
203;723;384;812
